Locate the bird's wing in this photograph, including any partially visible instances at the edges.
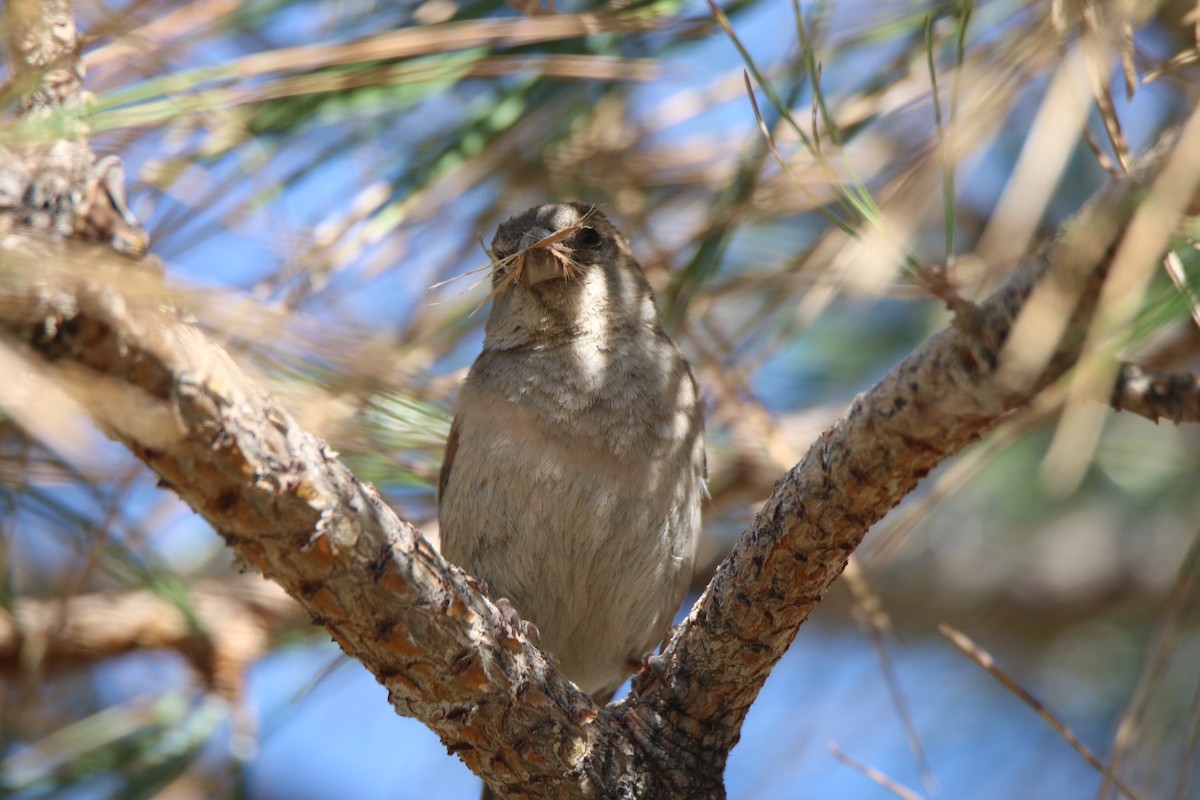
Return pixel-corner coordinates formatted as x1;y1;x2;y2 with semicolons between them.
437;416;460;511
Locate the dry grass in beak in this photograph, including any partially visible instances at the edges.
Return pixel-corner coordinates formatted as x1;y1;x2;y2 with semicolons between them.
517;205;603;286
425;235;525;310
521;222;589;281
430;209;600;314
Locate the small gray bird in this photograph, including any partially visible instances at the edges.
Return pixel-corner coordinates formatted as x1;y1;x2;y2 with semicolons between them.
438;202;705;719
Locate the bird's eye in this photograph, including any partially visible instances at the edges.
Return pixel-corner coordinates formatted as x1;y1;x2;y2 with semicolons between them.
575;226;602;249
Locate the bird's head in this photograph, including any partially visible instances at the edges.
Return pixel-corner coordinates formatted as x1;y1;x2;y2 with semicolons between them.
482;202;659;348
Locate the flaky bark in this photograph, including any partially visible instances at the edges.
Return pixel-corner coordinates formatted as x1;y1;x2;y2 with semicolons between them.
4;3;1200;795
0;234;604;797
590;122;1200;794
5;0;84;114
0;122;1195;797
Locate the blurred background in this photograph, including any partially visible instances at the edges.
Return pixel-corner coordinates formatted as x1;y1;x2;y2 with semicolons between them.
2;0;1199;797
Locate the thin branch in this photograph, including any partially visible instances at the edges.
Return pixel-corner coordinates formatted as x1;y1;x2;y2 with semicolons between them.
1098;524;1200;800
844;559;937;793
828;742;926;800
0;576;302;697
1110;363;1200;424
941;624;1144;800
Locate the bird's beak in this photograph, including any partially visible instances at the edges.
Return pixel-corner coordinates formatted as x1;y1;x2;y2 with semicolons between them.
517;226;562;287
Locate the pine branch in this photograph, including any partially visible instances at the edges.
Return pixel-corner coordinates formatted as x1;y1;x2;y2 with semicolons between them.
0;120;1192;797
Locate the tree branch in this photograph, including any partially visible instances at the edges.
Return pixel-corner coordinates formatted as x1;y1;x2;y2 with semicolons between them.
1110;363;1200;424
0;576;302;698
585;123;1199;792
5;0;85;115
1;102;1197;799
0;234;602;798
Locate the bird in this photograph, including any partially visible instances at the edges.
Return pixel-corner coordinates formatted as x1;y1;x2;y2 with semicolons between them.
437;202;705;798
